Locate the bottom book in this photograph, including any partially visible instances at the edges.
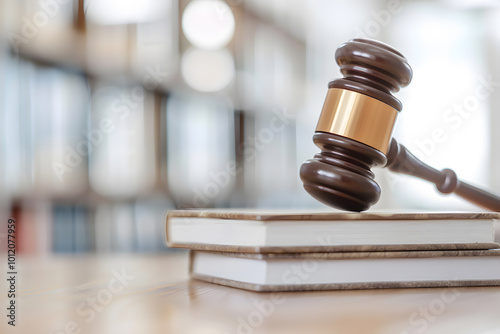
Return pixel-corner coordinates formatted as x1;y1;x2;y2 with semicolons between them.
190;250;500;292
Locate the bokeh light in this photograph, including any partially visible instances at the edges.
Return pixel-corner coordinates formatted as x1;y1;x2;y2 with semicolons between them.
181;47;235;92
182;0;235;50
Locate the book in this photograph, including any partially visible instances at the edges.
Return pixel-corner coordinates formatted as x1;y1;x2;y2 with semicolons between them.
190;249;500;291
165;210;500;253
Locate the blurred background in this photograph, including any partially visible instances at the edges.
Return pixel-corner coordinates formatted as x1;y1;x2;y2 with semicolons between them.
1;0;500;254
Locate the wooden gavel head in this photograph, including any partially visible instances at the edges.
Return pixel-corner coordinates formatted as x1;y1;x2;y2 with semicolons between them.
300;38;413;212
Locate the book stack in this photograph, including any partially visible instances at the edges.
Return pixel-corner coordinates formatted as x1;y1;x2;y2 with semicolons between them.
165;210;500;291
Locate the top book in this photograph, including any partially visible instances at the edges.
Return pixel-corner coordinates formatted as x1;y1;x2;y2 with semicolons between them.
165;210;500;253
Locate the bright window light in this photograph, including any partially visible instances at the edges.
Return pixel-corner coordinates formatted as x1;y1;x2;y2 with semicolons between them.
86;0;169;25
388;3;489;211
182;0;235;50
181;47;235;92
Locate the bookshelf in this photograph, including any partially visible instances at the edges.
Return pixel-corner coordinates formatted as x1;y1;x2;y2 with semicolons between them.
0;0;309;254
2;0;499;255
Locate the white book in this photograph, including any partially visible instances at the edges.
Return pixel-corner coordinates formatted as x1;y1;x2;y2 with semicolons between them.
190;249;500;291
165;210;500;253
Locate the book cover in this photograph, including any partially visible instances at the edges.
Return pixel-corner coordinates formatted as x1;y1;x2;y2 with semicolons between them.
190;249;500;292
166;210;500;253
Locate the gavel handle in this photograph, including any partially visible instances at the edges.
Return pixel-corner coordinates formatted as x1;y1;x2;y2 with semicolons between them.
385;138;500;212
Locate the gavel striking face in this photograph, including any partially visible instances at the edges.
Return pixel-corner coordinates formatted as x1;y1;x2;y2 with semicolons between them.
300;38;500;212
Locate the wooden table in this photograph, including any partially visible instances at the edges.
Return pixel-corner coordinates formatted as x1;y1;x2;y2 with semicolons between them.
2;252;500;334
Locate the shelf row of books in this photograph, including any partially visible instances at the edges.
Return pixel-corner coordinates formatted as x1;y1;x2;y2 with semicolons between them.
1;199;173;254
0;55;303;208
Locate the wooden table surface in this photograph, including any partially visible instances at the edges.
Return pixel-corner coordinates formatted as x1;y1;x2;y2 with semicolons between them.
2;251;500;334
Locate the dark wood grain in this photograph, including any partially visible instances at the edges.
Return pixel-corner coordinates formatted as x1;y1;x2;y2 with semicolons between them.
300;132;387;211
300;38;412;211
386;139;500;212
330;38;412;110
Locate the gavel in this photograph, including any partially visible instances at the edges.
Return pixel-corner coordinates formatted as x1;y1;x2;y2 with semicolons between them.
300;38;500;212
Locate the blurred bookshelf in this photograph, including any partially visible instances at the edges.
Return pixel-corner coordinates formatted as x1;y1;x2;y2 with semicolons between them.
0;0;312;254
2;0;500;255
